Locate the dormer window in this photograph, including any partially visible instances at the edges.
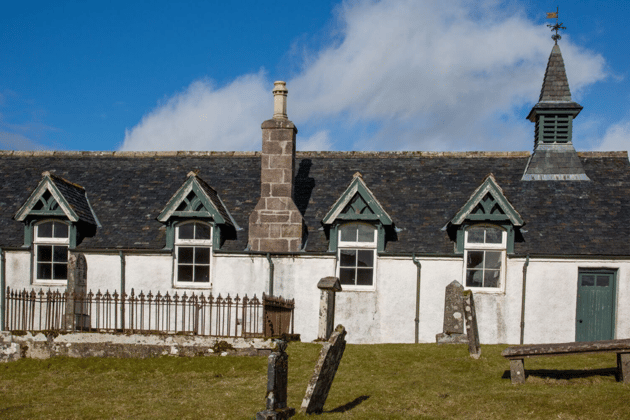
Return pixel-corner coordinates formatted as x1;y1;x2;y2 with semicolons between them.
464;225;506;289
34;220;69;282
174;221;212;284
322;173;396;291
338;223;377;287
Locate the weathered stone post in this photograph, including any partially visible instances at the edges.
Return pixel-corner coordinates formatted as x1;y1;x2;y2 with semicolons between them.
436;280;468;344
301;325;347;414
317;277;342;341
64;252;87;331
463;290;481;359
257;339;295;420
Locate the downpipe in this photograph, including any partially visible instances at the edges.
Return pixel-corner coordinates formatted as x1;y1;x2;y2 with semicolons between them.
0;248;4;331
266;253;274;296
412;253;422;344
520;255;529;345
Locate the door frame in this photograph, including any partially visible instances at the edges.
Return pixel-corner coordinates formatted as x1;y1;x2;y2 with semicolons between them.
575;268;617;342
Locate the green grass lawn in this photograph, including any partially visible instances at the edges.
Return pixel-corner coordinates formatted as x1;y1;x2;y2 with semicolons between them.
0;342;628;419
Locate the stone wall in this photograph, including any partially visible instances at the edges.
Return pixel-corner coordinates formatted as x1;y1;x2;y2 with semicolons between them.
0;332;272;362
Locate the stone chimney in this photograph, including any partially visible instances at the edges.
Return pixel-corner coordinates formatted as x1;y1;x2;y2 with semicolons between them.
248;81;304;252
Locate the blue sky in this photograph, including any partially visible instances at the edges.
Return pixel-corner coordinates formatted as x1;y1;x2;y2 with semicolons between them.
2;0;630;153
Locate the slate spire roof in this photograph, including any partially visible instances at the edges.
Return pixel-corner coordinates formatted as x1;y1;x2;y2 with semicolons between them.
527;44;583;121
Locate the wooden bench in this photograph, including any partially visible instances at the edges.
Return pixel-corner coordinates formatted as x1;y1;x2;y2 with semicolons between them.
502;339;630;384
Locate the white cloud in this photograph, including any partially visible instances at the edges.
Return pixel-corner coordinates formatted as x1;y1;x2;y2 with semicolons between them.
298;130;332;151
121;0;608;152
121;73;269;151
593;120;630;152
0;131;48;150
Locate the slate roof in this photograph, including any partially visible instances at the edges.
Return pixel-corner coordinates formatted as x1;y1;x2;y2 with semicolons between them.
0;150;628;257
194;174;234;228
48;174;98;226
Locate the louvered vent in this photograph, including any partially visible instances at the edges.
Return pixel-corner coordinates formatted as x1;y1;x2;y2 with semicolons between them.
535;114;572;147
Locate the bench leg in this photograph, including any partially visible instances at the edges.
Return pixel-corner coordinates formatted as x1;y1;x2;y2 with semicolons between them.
510;359;526;384
617;353;630;383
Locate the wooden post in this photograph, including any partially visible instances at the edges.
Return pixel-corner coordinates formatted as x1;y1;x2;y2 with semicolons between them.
618;353;630;383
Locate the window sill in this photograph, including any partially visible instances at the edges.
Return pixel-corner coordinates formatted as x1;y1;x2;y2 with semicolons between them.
32;279;67;287
339;284;376;292
173;282;213;290
464;286;505;294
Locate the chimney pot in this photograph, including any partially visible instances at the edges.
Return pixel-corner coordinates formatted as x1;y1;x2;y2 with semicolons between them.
273;81;288;120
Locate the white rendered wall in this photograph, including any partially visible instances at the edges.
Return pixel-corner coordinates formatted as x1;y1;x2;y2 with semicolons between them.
3;249;630;345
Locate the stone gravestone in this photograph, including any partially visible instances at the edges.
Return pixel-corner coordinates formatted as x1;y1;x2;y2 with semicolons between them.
436;280;468;344
64;252;88;331
257;340;295;420
463;290;481;359
300;325;347;414
317;277;342;341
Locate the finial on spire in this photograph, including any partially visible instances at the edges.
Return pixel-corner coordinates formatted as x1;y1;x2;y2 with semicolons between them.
546;7;566;45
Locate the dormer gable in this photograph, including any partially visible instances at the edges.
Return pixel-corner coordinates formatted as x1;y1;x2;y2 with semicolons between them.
448;174;523;254
158;172;238;249
158;172;235;225
450;174;523;226
14;172;98;226
323;172;393;225
323;172;394;252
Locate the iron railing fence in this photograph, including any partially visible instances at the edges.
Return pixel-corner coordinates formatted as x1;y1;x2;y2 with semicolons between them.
4;287;264;337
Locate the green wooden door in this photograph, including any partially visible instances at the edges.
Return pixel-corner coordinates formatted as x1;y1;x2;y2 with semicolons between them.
576;271;615;342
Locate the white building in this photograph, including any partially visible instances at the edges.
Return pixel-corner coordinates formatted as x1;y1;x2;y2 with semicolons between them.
1;43;628;345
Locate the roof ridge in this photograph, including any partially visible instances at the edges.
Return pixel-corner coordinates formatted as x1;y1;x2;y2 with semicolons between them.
1;150;626;159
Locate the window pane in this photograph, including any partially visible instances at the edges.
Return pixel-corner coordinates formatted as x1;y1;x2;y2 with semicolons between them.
178;247;194;264
195;247;210;264
178;265;193;282
484;270;500;288
466;251;484;270
53;246;68;263
178;224;194;240
357;225;375;242
339;249;356;267
38;222;53;238
53;223;68;238
581;275;595;287
195;224;211;240
38;245;52;262
357;250;374;268
356;268;373;286
466;270;483;287
484;251;501;270
339;268;355;285
195;266;210;282
37;263;52;280
485;228;503;244
467;229;484;243
340;225;357;242
53;263;67;280
596;276;610;287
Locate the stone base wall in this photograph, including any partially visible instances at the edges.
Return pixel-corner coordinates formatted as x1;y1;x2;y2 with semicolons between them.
0;331;273;362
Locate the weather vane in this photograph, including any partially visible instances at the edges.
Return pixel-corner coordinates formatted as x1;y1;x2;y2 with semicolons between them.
546;7;566;44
